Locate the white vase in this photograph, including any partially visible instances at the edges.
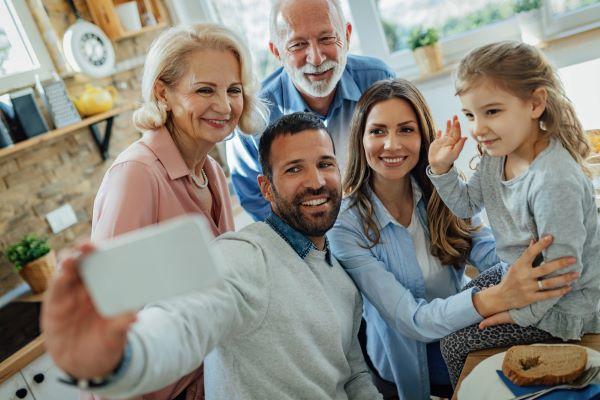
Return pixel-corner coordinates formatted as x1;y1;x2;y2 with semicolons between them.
516;9;544;46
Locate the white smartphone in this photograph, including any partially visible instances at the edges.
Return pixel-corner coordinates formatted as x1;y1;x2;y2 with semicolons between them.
79;215;223;317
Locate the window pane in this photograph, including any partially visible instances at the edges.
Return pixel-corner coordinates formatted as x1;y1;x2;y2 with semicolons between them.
211;0;358;80
210;0;278;80
339;0;361;55
549;0;600;14
0;0;39;77
376;0;516;53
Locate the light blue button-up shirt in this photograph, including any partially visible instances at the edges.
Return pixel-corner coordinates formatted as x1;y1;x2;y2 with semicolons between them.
328;181;502;400
226;54;395;221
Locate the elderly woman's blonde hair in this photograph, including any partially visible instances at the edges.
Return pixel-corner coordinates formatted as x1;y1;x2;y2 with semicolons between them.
134;23;268;134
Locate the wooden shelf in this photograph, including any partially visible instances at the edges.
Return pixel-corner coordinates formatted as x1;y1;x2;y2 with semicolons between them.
0;335;45;384
0;290;45;383
114;22;168;41
17;292;44;303
0;103;136;161
85;0;168;40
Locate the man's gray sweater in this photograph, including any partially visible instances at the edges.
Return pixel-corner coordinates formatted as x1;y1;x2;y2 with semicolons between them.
91;222;381;399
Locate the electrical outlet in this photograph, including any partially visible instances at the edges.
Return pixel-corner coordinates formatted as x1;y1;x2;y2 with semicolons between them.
46;204;78;234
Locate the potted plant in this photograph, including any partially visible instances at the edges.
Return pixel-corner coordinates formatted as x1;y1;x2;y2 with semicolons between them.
408;26;443;76
5;234;56;293
514;0;544;46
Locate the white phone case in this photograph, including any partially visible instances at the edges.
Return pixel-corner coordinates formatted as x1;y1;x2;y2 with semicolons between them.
79;215;223;317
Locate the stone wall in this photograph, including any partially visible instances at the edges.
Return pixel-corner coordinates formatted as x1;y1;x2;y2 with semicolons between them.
0;0;172;295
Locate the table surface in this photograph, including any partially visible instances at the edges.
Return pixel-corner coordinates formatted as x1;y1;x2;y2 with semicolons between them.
451;334;600;400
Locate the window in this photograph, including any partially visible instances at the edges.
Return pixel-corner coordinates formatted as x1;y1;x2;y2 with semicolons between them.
543;0;600;37
189;0;600;80
209;0;279;80
376;0;517;53
348;0;525;77
0;0;53;92
0;1;37;77
549;0;600;14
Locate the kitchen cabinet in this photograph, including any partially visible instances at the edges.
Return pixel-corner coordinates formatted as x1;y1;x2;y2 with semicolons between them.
0;354;77;400
0;372;33;400
21;354;78;400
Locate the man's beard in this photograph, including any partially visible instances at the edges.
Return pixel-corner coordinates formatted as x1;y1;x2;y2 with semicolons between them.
271;185;341;237
282;50;348;98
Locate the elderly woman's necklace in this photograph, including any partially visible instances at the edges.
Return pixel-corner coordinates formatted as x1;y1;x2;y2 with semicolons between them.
190;168;209;189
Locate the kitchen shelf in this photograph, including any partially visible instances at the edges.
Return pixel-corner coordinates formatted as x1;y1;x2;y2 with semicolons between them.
85;0;168;41
0;335;44;384
0;288;44;384
114;22;168;41
0;103;136;161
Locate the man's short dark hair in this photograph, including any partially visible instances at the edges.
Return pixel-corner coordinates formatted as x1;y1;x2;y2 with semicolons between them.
258;112;333;179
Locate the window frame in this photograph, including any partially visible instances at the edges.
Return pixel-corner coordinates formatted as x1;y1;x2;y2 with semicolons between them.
328;0;600;78
0;0;54;94
541;0;600;38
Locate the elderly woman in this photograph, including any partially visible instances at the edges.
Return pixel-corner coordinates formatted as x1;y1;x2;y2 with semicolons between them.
87;23;267;400
328;79;577;400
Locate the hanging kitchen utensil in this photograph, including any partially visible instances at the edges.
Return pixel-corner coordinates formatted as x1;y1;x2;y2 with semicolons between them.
62;0;115;77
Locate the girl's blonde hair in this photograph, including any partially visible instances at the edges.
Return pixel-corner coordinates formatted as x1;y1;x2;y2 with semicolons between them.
456;41;590;168
344;79;479;267
133;23;268;134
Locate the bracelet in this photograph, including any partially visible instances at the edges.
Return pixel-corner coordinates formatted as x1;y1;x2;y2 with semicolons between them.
59;341;132;389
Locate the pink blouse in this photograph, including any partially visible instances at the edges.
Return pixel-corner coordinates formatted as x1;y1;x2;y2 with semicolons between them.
92;125;234;240
86;126;235;400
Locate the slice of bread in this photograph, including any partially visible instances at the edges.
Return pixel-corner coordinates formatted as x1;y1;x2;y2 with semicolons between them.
502;345;588;386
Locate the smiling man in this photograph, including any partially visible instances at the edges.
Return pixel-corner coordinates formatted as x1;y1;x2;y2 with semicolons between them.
258;113;342;245
227;0;395;221
42;112;382;400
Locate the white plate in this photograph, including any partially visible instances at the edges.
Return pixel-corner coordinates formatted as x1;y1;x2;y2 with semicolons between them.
457;344;600;400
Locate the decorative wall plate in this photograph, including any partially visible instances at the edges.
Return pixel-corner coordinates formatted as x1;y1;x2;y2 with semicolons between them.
63;20;115;78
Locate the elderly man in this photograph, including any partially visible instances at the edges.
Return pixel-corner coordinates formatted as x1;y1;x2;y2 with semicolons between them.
42;113;383;400
227;0;395;221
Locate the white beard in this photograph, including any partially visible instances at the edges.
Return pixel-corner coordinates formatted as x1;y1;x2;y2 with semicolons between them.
283;50;348;98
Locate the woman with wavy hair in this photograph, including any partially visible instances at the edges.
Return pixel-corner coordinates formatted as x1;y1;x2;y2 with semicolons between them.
328;78;576;400
88;23;267;400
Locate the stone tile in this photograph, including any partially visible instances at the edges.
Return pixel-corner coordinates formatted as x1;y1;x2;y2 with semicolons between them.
0;159;18;177
16;144;65;169
4;166;53;190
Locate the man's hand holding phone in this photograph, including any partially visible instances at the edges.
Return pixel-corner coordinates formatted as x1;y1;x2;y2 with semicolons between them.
41;243;135;379
41;215;223;379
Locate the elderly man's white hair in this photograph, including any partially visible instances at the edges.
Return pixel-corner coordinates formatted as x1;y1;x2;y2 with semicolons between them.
269;0;347;46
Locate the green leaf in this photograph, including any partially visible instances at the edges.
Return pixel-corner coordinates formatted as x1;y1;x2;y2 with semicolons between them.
408;26;440;50
514;0;541;13
4;233;51;272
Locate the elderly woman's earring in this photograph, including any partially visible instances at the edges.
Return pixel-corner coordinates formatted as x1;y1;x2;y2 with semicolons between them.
157;101;168;116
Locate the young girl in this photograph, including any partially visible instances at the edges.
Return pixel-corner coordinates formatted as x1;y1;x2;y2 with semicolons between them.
427;40;600;386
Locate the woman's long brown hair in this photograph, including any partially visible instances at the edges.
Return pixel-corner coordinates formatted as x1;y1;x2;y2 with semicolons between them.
343;78;478;268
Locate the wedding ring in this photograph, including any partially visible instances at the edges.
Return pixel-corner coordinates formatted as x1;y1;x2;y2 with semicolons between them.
537;279;544;291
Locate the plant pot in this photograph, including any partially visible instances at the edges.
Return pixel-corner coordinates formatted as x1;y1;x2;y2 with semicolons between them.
516;9;544;46
413;43;443;76
18;250;56;294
